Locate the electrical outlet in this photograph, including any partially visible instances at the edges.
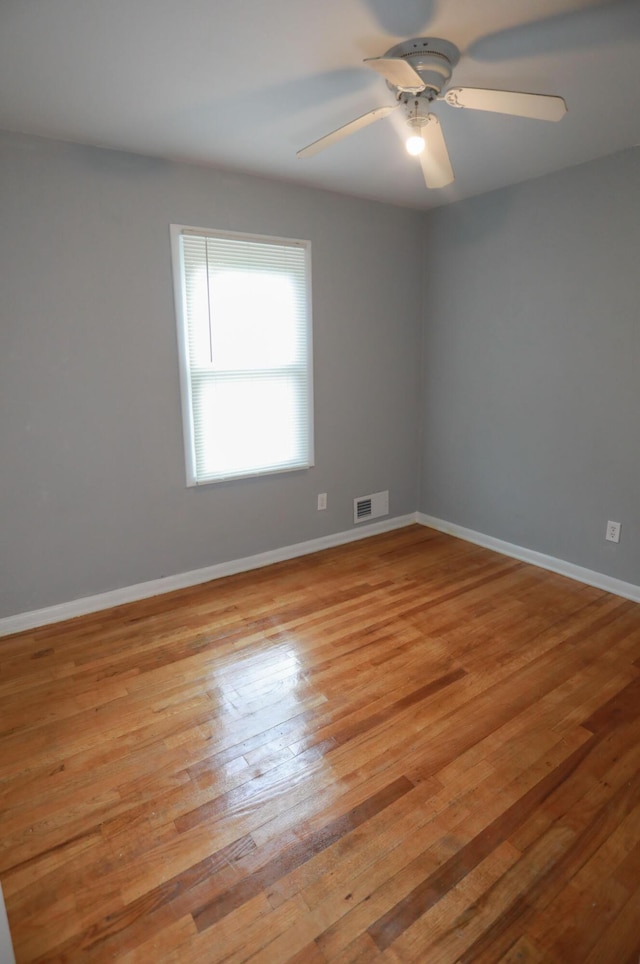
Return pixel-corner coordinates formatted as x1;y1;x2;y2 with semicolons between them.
317;493;327;511
606;520;621;543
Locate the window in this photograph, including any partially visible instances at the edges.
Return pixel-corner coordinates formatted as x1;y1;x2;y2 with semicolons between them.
171;225;314;485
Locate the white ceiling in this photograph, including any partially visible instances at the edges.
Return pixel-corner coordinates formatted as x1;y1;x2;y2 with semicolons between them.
1;0;639;210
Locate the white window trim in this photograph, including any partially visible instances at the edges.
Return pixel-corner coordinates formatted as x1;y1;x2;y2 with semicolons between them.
170;223;314;486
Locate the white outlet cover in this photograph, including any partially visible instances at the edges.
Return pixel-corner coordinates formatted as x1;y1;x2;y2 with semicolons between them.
606;520;621;543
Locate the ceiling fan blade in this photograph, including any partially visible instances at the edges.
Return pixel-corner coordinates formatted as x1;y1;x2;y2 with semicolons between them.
419;114;454;189
468;2;640;63
364;56;425;92
444;87;567;122
297;105;397;159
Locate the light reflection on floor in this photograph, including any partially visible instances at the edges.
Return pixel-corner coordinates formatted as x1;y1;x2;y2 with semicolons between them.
194;638;334;818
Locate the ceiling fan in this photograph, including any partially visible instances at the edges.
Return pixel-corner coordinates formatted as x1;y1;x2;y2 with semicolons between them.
297;37;567;189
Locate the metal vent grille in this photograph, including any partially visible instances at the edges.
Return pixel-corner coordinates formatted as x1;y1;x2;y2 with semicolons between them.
353;490;389;524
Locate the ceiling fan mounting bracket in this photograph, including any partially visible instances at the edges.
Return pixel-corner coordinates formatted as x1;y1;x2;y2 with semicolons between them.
444;89;465;109
383;37;460;96
398;90;435;106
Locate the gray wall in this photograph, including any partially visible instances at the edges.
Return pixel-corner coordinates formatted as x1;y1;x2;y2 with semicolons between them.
420;148;640;585
0;132;423;618
3;130;639;621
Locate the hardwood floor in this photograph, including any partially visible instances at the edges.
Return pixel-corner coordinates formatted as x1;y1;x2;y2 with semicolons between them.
1;524;640;963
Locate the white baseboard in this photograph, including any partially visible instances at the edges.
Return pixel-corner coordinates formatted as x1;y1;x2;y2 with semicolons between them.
0;882;15;964
4;511;638;638
416;512;640;604
0;514;416;637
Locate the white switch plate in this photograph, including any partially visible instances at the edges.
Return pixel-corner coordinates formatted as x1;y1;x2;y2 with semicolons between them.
606;520;621;543
317;493;327;511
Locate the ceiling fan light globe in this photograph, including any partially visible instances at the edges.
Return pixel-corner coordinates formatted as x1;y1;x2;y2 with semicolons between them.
406;134;425;156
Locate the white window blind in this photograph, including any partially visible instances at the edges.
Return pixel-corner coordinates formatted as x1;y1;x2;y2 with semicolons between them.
171;226;314;485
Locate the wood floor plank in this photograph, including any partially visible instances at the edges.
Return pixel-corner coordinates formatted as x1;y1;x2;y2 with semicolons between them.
380;840;523;963
1;525;639;962
583;884;640;964
451;740;640;962
367;733;597;951
193;776;413;933
497;935;549;963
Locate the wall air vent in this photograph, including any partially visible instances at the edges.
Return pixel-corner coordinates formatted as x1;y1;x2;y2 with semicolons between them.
353;490;389;524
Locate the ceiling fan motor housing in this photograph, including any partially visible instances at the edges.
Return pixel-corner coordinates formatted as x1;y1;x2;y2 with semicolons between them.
384;37;460;99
